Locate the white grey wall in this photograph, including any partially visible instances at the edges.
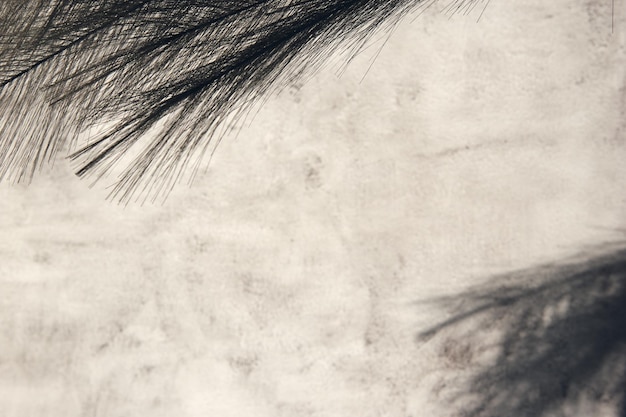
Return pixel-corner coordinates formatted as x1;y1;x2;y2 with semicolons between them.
1;1;624;416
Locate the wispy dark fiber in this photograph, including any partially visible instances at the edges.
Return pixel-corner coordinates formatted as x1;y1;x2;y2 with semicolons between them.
418;243;626;417
0;0;485;202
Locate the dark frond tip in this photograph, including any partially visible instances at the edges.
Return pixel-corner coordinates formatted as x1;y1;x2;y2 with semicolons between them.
0;0;487;202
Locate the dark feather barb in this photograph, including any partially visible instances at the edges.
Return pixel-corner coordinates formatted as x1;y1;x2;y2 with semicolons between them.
0;0;484;202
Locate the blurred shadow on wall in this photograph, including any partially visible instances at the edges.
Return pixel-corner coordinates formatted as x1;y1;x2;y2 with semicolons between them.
417;242;626;417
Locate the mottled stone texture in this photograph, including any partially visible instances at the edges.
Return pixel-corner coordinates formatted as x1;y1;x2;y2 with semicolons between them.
0;1;624;416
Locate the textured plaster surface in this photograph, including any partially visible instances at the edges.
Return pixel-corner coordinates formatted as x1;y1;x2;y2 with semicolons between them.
1;1;625;416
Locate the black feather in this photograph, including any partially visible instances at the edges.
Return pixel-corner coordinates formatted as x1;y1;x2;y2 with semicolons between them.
0;0;485;202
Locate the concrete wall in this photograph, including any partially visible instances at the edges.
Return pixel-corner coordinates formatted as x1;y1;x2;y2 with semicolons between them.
1;1;624;416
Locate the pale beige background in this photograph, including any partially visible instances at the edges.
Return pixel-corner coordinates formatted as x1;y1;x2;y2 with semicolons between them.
1;1;625;416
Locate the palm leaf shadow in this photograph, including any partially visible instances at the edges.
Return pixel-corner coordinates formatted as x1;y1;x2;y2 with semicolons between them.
418;243;626;417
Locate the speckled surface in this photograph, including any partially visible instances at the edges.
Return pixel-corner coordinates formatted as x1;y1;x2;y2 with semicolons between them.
1;1;625;416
